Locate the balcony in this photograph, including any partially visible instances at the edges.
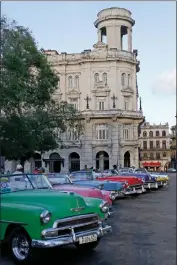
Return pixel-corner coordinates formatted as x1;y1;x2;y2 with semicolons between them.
120;139;139;147
92;139;112;148
142;147;170;151
83;109;144;120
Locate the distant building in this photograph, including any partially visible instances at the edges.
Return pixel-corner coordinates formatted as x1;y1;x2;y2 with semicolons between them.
5;7;144;173
139;122;171;171
170;125;176;169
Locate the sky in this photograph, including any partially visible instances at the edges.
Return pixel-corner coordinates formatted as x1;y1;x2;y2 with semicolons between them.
2;1;176;128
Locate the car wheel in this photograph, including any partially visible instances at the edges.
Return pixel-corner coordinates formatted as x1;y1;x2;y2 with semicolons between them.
75;238;100;251
8;227;32;264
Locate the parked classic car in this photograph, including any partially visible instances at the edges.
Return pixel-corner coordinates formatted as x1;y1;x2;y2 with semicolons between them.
120;172;158;189
97;170;145;195
150;172;169;186
70;171;125;198
0;174;112;264
46;173;114;209
73;180;124;199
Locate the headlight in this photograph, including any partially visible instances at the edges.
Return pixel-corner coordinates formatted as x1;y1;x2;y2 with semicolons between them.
110;193;116;200
40;210;51;224
99;201;109;213
142;177;145;182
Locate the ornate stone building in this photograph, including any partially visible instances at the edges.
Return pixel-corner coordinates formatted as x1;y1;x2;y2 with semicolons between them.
5;7;144;173
170;125;176;169
139;122;171;171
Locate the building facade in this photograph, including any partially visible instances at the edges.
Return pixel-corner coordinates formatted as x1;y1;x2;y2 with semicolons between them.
170;125;176;169
5;7;144;173
139;122;171;171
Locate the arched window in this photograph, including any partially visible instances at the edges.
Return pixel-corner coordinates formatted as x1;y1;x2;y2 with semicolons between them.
94;73;99;83
149;131;153;137
156;131;159;137
68;76;73;89
121;73;126;86
143;131;147;137
162;130;166;137
102;73;107;85
127;74;131;87
75;75;79;89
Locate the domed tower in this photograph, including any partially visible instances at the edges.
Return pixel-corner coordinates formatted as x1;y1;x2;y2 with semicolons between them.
94;7;135;52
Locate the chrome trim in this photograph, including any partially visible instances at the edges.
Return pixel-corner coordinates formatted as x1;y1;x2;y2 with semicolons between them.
32;223;112;248
0;220;28;225
42;220;99;238
70;207;85;212
53;213;98;228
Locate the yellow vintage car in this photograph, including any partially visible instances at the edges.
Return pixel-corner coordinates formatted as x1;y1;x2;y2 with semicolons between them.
150;173;169;187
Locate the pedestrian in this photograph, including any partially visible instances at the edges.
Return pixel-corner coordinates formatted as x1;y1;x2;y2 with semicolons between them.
38;167;45;174
13;164;23;174
33;167;39;174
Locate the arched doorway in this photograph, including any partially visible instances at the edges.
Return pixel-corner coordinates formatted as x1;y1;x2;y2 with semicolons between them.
124;151;130;167
69;152;80;172
33;153;42;169
49;153;61;173
96;151;109;170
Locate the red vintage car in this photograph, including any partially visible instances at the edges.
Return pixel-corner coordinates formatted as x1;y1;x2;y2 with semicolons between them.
45;173;114;206
96;170;145;194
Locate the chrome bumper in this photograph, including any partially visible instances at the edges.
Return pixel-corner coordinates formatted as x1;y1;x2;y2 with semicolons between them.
144;182;158;189
123;189;137;196
31;223;112;248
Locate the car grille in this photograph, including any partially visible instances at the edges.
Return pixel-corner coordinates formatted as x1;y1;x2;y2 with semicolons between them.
53;214;99;236
129;184;142;190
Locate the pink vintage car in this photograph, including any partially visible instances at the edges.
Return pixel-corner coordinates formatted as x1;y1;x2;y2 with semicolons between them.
46;173;114;207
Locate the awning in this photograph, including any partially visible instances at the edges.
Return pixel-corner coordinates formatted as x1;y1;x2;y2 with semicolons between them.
142;162;161;167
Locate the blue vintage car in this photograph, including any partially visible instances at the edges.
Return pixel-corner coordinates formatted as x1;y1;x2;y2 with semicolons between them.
73;180;125;199
120;172;158;189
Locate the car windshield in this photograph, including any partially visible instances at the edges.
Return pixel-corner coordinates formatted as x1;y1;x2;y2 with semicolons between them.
46;174;72;185
0;174;52;194
70;172;93;180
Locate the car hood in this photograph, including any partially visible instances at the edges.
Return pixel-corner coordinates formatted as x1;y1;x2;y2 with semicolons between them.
2;189;93;218
74;180;123;191
53;184;104;199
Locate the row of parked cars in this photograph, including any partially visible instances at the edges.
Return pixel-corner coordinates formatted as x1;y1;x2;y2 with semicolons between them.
0;167;169;264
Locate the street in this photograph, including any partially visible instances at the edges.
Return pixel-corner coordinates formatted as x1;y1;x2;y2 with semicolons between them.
1;173;176;265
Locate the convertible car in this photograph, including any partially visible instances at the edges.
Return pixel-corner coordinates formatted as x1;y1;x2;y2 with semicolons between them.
70;171;138;197
0;174;112;264
46;173;114;215
97;170;145;195
120;172;158;189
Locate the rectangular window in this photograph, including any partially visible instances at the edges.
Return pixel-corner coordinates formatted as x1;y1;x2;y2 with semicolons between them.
143;141;147;149
96;97;106;110
156;153;160;159
70;98;78;110
123;129;129;139
99;101;104;110
124;101;129;110
97;129;107;140
150;141;153;148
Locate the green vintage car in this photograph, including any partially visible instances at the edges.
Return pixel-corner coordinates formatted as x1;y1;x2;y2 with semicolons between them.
0;174;112;264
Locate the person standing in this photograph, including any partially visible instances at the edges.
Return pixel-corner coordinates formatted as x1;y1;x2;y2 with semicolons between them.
13;164;23;174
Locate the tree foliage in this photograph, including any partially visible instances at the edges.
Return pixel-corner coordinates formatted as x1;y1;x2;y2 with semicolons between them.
0;17;83;162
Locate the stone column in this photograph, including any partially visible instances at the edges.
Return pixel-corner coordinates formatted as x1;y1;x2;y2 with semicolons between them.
127;28;132;52
117;26;121;50
97;29;102;42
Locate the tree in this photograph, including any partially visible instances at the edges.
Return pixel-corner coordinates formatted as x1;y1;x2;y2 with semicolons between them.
0;17;83;165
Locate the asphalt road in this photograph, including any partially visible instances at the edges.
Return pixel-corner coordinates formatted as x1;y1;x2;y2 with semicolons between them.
1;173;176;265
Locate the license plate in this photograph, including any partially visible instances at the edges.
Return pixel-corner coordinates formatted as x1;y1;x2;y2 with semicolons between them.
79;234;97;244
